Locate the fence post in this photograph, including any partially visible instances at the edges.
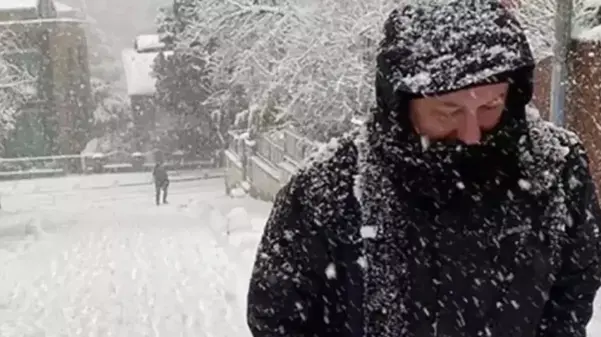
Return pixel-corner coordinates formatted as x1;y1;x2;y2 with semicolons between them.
549;0;573;127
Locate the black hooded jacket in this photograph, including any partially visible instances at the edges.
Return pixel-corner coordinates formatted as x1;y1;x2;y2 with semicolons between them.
247;1;601;337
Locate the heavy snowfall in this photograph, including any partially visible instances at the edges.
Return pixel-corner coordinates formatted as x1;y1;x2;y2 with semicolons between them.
3;0;601;336
1;172;601;336
0;173;272;336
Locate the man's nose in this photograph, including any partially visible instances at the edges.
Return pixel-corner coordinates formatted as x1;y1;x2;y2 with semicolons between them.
456;111;481;145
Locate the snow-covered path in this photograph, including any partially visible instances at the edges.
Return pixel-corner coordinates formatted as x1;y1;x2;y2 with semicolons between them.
1;173;601;336
0;174;271;337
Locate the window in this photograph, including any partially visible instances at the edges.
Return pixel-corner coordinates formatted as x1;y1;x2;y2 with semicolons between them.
2;48;42;99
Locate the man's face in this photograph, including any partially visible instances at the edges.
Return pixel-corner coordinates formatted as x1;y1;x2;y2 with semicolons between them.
409;83;509;145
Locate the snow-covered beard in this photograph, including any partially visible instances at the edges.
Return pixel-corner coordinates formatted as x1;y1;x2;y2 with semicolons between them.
403;119;524;205
368;107;526;209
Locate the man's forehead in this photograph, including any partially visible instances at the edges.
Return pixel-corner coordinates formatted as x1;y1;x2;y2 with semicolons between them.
430;83;508;102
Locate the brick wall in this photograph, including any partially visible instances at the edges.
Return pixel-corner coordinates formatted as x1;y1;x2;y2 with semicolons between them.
566;41;601;192
532;40;601;192
0;18;91;155
532;56;552;120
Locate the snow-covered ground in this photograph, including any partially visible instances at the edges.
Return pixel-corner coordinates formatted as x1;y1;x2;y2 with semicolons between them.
1;173;601;336
0;173;271;337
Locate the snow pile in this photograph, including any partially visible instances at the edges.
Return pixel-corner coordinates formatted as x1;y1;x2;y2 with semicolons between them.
230;186;247;198
226;207;249;232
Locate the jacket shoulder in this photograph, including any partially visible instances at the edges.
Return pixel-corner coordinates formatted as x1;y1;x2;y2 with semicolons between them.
526;106;581;152
295;131;359;192
523;106;589;193
278;131;359;223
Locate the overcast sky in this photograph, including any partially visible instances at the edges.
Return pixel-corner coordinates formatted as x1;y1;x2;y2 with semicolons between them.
61;0;169;52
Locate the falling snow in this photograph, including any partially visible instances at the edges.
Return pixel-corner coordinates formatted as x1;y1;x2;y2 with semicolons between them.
4;0;601;336
0;175;271;337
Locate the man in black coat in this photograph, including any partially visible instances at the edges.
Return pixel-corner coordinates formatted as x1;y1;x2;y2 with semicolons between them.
247;1;601;336
153;159;169;205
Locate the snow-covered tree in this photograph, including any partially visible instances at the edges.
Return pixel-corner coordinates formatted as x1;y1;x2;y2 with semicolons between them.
0;29;37;148
156;4;178;45
82;23;134;150
153;0;601;141
153;0;399;141
509;0;601;60
153;48;218;153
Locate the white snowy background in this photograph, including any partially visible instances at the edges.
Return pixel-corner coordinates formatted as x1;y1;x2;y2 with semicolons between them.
3;0;601;335
0;174;272;337
0;174;601;336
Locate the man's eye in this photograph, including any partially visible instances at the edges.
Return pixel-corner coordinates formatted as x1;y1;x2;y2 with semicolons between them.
486;97;505;107
483;104;502;110
434;112;453;120
434;108;459;115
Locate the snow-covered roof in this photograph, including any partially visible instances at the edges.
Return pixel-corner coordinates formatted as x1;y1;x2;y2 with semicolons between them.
122;48;173;97
0;0;37;11
135;34;165;53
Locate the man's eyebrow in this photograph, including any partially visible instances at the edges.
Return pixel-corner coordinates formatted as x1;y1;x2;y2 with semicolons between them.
485;94;506;105
438;101;460;108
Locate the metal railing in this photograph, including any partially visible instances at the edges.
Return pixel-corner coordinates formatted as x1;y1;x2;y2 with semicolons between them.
0;150;217;181
223;127;318;201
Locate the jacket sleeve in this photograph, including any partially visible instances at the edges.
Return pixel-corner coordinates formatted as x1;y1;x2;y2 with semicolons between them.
247;176;326;337
537;148;601;337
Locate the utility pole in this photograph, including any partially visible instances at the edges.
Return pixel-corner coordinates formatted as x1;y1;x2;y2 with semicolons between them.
549;0;573;127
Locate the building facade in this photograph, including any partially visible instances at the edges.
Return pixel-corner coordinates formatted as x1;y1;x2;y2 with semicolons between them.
0;0;92;157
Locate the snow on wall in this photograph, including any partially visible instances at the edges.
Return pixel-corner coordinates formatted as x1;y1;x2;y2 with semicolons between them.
134;34;165;53
0;0;37;11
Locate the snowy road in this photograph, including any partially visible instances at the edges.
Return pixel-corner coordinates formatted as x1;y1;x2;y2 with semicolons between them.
1;173;601;336
0;174;271;337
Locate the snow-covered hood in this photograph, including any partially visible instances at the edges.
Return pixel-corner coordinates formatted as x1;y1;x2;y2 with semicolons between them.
376;0;535;105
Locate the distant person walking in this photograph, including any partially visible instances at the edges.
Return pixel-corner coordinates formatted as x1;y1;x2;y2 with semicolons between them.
153;159;169;205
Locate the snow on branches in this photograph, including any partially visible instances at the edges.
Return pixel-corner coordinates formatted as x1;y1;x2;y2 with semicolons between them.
0;29;37;140
510;0;601;60
0;30;35;92
162;0;399;141
158;0;598;141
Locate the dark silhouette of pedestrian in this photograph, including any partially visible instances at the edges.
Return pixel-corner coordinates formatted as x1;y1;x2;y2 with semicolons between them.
153;159;169;205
